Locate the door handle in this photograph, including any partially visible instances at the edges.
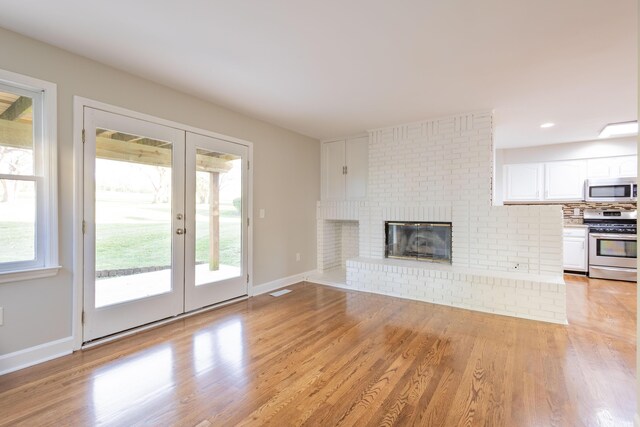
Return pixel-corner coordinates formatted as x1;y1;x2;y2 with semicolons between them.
176;228;186;235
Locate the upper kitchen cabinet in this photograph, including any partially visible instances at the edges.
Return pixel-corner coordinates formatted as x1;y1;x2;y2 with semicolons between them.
504;155;637;203
587;155;637;179
544;160;586;200
504;163;544;201
504;159;586;202
322;136;369;200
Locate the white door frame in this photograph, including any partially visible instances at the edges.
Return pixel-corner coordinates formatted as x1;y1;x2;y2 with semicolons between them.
72;97;254;350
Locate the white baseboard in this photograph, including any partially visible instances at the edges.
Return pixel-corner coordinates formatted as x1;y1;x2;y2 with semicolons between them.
0;336;73;376
251;270;316;296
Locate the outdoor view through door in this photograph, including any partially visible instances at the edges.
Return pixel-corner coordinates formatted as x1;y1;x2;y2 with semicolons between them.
83;107;249;342
94;129;174;308
194;148;242;286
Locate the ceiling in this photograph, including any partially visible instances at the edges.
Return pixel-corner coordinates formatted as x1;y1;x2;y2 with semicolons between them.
0;0;636;148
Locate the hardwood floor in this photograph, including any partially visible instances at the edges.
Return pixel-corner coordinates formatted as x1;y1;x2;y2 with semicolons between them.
0;275;635;426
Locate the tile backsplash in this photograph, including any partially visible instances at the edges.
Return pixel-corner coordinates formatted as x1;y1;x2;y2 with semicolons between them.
562;202;637;223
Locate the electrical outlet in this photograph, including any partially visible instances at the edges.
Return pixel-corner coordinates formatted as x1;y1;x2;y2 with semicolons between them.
510;263;527;272
296;253;301;262
259;209;265;219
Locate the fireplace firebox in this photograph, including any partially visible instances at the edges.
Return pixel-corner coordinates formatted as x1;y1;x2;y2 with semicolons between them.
385;221;452;263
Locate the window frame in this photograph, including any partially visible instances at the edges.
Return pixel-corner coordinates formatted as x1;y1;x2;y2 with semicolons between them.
0;69;59;282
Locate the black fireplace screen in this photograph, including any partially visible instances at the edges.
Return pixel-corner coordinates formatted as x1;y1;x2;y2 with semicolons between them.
385;221;452;263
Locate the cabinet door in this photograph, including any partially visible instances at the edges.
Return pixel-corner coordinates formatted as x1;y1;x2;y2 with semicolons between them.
345;136;368;200
563;237;587;271
586;158;612;178
504;163;543;201
322;140;346;200
544;160;586;200
587;156;638;178
617;156;637;177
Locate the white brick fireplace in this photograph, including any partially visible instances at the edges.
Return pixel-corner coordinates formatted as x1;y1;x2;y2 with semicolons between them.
312;111;567;324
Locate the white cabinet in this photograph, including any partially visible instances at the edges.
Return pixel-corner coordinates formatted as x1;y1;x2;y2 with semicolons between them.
617;156;637;177
586;158;612;178
345;136;368;199
504;163;543;201
544;160;586;200
504;155;637;202
322;139;346;200
587;155;638;178
321;136;368;200
563;227;588;272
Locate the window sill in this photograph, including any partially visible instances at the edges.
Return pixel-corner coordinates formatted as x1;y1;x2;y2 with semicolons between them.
0;266;62;284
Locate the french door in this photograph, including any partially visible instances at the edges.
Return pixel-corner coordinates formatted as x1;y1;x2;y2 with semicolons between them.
184;133;248;311
83;108;248;342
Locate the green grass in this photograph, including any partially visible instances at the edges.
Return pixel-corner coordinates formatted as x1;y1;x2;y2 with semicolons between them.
0;196;242;271
0;222;34;263
95;221;241;271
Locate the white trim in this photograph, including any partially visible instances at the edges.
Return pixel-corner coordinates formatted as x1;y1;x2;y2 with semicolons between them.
250;270;315;296
0;336;73;376
72;99;84;350
321;132;369;144
73;96;254;149
0;69;58;275
72;96;255;349
0;266;61;284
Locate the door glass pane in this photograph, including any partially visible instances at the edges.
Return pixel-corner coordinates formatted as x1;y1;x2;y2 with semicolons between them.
0;90;34;175
94;129;173;307
0;178;35;262
195;148;241;286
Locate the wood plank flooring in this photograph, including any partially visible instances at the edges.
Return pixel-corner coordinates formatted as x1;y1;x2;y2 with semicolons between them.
0;275;635;426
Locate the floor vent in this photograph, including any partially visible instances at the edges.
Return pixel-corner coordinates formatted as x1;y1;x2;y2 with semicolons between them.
270;289;292;297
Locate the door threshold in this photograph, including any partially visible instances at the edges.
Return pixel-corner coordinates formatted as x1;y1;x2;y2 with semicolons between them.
81;295;248;350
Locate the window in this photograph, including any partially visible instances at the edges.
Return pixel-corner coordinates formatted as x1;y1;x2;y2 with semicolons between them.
0;70;58;280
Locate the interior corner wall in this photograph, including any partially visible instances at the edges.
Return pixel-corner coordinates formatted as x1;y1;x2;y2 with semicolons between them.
0;26;319;356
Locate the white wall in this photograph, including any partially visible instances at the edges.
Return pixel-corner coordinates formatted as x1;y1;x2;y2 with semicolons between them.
499;136;636;165
0;27;319;357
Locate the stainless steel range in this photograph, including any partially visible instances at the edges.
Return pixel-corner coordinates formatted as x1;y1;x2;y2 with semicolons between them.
583;209;637;282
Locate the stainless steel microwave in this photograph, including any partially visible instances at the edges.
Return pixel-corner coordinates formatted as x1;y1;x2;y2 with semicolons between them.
584;177;637;202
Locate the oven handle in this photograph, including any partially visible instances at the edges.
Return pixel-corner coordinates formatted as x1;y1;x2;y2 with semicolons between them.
589;233;637;240
592;266;638;272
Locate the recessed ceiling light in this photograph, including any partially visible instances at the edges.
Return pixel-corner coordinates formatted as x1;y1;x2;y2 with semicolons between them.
540;122;555;128
599;121;638;138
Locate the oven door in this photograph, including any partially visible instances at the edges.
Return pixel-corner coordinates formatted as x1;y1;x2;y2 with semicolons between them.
588;233;637;268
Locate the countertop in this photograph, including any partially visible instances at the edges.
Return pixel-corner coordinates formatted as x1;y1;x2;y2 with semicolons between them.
563;223;588;229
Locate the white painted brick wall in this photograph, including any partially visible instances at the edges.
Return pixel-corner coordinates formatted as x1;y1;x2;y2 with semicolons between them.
346;258;566;324
316;216;359;271
315;111;566;323
341;222;359;268
363;111;563;275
